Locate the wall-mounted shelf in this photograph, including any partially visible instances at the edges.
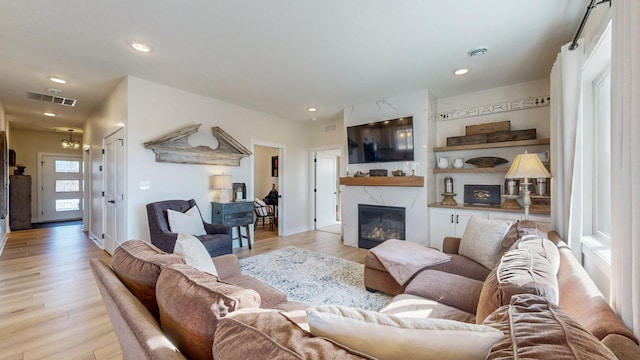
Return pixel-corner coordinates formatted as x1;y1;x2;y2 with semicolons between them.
339;176;424;187
433;138;550;152
433;167;509;174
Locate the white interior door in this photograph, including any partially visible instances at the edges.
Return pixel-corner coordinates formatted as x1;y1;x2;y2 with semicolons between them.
103;129;125;255
315;151;339;229
39;154;83;222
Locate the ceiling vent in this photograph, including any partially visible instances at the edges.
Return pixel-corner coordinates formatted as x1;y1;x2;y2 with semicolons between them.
27;91;77;107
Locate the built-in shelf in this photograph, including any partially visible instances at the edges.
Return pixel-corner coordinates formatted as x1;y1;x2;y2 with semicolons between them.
339;176;424;187
428;202;550;215
432;167;509;174
433;138;550;152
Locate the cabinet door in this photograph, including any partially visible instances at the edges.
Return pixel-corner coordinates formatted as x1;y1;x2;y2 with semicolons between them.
488;211;522;224
453;210;479;238
528;214;551;232
429;208;455;250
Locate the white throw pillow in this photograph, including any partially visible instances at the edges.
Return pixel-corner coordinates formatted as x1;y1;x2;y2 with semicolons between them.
254;198;267;206
167;206;206;236
173;233;218;276
306;305;503;360
458;216;511;269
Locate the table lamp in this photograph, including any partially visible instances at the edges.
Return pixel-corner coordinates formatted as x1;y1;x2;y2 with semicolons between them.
211;174;232;203
504;150;551;219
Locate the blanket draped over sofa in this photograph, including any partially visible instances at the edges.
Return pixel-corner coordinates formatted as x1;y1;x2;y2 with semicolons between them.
369;239;451;285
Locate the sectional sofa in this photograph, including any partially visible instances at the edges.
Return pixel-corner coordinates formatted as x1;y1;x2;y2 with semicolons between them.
91;221;640;359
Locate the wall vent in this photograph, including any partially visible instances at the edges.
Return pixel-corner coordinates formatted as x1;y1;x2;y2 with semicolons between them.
324;124;337;132
27;91;77;107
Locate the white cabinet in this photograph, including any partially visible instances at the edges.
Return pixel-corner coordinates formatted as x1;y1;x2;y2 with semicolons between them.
487;211;552;232
430;207;552;250
429;208;482;250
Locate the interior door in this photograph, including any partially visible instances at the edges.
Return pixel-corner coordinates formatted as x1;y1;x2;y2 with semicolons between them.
103;128;125;255
39;154;83;222
315;151;338;229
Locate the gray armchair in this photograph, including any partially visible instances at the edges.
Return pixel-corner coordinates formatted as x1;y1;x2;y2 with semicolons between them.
146;199;232;257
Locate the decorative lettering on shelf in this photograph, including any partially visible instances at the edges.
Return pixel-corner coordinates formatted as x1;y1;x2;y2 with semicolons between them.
438;96;551;121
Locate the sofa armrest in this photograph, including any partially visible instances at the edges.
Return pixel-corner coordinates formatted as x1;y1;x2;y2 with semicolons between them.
405;269;484;315
212;254;242;279
442;237;461;254
204;222;232;235
602;334;640;360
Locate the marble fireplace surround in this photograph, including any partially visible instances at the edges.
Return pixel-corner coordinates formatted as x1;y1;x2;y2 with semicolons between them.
341;178;428;248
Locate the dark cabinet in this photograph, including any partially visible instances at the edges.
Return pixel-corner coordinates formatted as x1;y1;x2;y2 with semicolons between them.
211;201;253;249
9;175;32;230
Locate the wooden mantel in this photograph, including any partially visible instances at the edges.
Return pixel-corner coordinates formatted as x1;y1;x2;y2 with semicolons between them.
339;176;424;187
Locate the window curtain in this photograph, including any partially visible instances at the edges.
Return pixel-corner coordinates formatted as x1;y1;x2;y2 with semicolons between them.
550;40;584;256
610;0;640;339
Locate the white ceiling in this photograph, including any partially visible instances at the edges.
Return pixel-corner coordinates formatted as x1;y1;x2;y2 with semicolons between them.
0;1;588;133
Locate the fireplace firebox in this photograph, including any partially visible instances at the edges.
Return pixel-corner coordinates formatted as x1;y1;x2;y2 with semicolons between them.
358;204;406;249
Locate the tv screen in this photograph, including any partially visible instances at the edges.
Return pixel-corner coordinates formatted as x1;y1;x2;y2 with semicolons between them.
347;116;414;164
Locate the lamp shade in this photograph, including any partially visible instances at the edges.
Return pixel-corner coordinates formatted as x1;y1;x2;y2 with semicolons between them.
505;152;551;180
212;174;232;190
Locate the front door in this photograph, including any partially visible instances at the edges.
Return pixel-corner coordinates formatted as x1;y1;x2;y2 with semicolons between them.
103;128;125;255
39;154;83;222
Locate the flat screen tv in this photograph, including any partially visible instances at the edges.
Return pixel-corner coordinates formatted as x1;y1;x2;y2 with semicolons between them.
347;116;414;164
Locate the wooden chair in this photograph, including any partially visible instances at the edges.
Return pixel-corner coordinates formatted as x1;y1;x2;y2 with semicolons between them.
254;199;275;230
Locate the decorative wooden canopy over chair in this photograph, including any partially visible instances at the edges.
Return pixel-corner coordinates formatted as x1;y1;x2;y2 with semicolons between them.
146;199;232;257
254;199;275;230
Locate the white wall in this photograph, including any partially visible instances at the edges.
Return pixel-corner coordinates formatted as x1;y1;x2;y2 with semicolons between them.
8;128;83;222
126;76;312;240
341;90;433;246
434;78;551;204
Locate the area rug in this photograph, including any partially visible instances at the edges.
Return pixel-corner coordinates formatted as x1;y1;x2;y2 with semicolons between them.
239;246;393;311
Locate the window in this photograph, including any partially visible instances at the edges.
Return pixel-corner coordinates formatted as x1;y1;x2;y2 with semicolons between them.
56;199;80;212
395;128;413;150
55;160;80;173
581;22;611;250
593;71;611;242
55;180;80;192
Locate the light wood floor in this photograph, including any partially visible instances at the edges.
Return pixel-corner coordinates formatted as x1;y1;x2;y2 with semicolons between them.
0;224;367;359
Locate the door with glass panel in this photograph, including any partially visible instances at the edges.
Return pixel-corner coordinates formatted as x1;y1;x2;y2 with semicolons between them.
39;155;83;221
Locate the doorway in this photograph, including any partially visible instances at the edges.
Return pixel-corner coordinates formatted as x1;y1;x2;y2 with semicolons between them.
102;128;125;255
314;148;341;234
253;144;282;238
38;153;83;222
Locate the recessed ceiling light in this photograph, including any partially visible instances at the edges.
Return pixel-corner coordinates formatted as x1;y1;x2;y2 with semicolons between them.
50;77;66;84
311;117;317;121
454;68;469;76
131;42;151;52
308;107;317;112
468;47;488;57
44;112;56;117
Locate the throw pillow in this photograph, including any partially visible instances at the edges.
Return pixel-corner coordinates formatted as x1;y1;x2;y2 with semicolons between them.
483;294;617;359
167;206;206;236
475;248;559;324
307;305;504;360
156;264;261;360
173;233;218;276
110;240;185;319
458;216;511;269
517;234;560;274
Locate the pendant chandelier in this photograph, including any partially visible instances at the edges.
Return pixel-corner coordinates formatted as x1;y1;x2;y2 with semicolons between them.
61;129;80;149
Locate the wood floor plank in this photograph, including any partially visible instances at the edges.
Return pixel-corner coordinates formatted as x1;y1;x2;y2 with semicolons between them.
0;223;366;359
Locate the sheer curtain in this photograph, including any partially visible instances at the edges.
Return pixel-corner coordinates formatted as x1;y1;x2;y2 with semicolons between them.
610;0;640;339
550;41;584;255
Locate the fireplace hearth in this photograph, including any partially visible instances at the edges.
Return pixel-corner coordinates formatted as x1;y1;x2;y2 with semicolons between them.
358;204;406;249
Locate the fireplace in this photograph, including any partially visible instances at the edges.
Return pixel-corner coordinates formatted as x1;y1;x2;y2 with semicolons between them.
358;204;406;249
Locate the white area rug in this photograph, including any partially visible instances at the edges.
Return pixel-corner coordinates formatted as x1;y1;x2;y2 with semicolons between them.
239;246;393;311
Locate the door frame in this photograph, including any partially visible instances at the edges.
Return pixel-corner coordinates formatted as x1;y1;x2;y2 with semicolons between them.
36;152;84;223
251;140;285;237
309;145;343;232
